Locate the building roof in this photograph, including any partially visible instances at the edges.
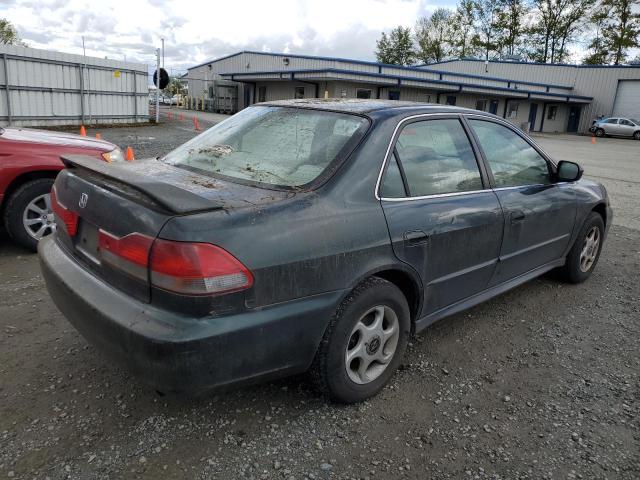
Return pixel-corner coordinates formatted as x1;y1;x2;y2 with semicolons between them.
420;57;640;69
188;50;573;90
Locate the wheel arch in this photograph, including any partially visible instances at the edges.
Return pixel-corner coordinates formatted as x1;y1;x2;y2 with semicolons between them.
1;170;59;213
342;263;424;328
592;202;608;227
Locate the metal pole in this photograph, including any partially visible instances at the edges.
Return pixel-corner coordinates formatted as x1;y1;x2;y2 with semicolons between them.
133;71;138;122
161;38;165;69
82;36;92;124
79;62;85;125
3;53;12;126
155;48;160;123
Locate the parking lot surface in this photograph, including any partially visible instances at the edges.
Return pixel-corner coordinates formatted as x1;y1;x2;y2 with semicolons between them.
1;117;638;479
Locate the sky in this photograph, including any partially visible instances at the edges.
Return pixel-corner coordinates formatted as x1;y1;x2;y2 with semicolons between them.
0;0;458;74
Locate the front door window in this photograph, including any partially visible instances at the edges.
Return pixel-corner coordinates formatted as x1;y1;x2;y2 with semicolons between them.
468;120;551;187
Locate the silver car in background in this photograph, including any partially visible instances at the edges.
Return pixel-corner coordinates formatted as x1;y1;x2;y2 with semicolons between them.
590;117;640;140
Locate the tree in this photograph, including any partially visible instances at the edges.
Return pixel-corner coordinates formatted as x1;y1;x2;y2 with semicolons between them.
449;0;481;58
375;26;415;65
598;0;640;65
166;77;186;96
583;8;610;64
0;18;26;46
415;8;454;63
528;0;594;63
495;0;529;57
473;0;502;60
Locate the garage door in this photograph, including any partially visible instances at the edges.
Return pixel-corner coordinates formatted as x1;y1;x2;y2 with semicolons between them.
612;80;640;119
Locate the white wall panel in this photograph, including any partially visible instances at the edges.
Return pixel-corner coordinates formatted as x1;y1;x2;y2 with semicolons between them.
0;44;148;127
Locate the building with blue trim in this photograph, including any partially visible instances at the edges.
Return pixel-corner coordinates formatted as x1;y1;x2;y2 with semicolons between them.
186;51;640;134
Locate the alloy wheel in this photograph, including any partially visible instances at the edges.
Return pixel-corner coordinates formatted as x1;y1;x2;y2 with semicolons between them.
345;305;400;385
22;193;56;241
579;226;600;273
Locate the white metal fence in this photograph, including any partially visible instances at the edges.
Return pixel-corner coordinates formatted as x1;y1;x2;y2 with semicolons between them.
0;45;149;127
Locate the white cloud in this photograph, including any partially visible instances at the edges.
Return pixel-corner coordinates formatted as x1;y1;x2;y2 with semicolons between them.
1;0;449;73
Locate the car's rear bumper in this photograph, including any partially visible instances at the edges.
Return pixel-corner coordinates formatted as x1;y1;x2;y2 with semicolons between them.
39;236;344;393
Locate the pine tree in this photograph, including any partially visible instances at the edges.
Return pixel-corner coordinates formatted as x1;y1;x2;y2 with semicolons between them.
450;0;480;58
473;0;502;60
600;0;640;65
583;8;610;64
415;8;453;63
0;18;26;46
528;0;594;63
495;0;529;57
375;26;415;65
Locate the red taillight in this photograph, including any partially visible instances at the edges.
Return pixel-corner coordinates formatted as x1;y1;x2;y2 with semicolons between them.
50;187;78;236
98;230;153;280
96;229;253;296
150;239;253;295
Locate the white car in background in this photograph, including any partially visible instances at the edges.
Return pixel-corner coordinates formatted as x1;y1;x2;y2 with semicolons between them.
590;117;640;140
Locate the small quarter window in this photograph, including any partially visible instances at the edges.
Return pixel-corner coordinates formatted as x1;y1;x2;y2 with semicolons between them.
393;119;482;197
469;119;551;188
380;154;406;198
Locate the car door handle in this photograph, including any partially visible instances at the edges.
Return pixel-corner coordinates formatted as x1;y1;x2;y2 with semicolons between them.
403;230;429;246
510;210;526;223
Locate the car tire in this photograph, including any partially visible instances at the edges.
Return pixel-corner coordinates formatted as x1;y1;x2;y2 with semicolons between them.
310;276;411;403
594;128;605;138
3;178;55;252
634;131;640;140
560;212;605;284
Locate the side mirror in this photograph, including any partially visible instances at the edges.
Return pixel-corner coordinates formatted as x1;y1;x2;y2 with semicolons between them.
556;160;583;182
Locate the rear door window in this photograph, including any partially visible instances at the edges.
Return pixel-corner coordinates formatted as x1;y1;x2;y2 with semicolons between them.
386;118;483;197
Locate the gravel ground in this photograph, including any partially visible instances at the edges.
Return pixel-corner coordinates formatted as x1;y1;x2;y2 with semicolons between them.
0;119;638;479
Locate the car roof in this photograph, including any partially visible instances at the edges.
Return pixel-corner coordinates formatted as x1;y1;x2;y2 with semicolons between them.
258;98;484;116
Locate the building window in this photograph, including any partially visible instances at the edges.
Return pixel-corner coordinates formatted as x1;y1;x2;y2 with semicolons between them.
356;89;372;99
475;99;488;111
547;105;558;120
294;86;305;99
446;95;457;106
388;90;400;101
507;102;519;118
257;86;266;103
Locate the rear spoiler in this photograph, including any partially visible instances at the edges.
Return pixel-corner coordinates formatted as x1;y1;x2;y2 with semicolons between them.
60;154;222;214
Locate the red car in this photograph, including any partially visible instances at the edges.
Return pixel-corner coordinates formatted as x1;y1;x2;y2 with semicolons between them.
0;127;123;251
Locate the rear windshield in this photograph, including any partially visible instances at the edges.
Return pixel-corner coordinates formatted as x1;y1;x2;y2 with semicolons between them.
162;106;369;189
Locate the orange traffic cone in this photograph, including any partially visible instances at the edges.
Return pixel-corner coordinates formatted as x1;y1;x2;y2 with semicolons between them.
95;133;102;140
79;125;87;136
591;136;596;144
194;117;201;131
125;146;135;161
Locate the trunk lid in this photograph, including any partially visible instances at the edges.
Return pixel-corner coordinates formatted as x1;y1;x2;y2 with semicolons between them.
54;155;291;303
